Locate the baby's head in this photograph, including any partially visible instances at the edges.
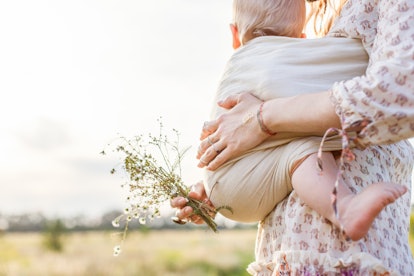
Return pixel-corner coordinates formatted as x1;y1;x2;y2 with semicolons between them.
232;0;306;46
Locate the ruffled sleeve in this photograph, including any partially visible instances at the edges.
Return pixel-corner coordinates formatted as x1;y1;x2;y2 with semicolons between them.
330;0;414;148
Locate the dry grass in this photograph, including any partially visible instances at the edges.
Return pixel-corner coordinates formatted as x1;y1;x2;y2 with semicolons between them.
1;228;413;276
0;229;257;276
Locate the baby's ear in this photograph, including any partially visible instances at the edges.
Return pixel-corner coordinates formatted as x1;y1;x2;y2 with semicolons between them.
230;24;241;49
300;33;307;38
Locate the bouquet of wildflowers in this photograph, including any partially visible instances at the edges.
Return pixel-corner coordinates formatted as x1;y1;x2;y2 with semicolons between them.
103;121;222;256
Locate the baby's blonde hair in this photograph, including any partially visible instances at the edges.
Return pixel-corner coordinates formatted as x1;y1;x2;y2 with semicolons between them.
233;0;306;45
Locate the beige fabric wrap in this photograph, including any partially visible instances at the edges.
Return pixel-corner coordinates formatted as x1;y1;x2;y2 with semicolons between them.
204;36;368;223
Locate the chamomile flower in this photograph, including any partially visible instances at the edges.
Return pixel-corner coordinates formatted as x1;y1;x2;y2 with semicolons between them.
105;120;227;256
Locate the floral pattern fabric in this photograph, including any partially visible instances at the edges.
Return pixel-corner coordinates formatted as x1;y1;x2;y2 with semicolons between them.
248;0;414;275
330;0;414;147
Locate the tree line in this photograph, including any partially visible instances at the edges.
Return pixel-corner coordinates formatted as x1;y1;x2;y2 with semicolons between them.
0;210;254;233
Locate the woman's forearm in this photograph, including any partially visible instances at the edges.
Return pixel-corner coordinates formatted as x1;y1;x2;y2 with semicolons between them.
263;91;341;136
197;91;342;170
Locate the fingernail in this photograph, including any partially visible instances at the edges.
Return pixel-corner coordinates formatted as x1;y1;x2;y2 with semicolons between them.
184;206;192;215
179;198;187;205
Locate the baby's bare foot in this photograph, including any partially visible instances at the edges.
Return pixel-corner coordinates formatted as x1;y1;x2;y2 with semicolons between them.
337;182;407;241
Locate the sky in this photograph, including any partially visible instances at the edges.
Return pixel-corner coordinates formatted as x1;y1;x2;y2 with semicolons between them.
0;0;233;218
0;0;413;219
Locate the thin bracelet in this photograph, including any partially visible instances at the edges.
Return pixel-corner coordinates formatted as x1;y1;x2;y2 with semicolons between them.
256;102;277;136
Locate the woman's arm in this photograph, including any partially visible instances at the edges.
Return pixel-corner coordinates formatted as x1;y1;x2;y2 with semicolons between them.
330;0;414;146
197;91;341;170
261;91;340;135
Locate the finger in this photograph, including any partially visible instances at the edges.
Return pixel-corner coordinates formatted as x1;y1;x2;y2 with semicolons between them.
217;94;240;109
197;157;209;168
206;147;232;171
196;135;220;159
170;197;186;208
197;145;220;168
196;137;207;159
186;183;208;225
200;120;218;140
196;137;210;159
211;143;222;155
199;138;225;167
175;206;194;220
196;144;202;159
188;181;206;200
190;216;204;225
207;136;222;155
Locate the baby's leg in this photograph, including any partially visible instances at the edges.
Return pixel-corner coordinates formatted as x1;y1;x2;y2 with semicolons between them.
291;151;407;241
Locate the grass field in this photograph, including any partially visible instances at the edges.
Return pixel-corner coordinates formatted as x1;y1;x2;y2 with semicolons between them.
0;229;257;276
1;228;414;276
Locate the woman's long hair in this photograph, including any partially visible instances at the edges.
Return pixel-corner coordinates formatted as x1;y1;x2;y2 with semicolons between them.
306;0;347;36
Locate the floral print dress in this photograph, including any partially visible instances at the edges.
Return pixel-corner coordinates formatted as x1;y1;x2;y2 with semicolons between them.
247;0;414;275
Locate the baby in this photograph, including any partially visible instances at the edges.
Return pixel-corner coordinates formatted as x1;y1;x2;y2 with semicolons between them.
202;0;406;241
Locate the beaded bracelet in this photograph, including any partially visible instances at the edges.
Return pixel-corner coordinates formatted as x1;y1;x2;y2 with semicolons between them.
256;102;277;136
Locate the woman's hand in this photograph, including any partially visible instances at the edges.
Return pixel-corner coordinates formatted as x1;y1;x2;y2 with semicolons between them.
197;92;269;170
197;91;340;170
170;181;211;225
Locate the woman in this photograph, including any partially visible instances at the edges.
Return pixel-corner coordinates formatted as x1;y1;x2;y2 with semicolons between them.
173;0;414;274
